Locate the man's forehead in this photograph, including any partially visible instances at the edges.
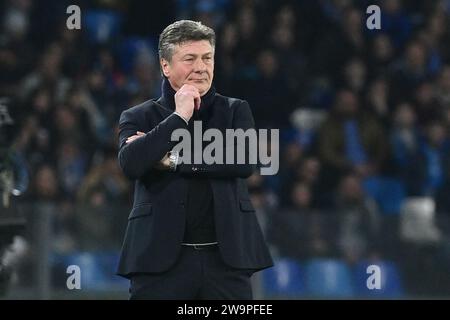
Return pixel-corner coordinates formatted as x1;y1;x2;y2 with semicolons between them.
173;40;214;55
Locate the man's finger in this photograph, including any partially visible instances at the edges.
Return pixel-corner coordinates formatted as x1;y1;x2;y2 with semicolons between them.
126;133;145;144
194;96;201;110
130;132;145;138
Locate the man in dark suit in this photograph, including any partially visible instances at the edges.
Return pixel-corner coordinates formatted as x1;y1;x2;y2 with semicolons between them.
117;20;273;299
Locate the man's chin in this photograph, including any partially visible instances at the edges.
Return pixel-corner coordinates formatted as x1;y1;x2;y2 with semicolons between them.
189;83;211;96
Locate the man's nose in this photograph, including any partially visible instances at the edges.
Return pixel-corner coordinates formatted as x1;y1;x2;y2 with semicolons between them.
193;58;207;72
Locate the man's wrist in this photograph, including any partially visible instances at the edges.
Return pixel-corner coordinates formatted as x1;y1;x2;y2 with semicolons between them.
173;112;189;125
168;151;180;172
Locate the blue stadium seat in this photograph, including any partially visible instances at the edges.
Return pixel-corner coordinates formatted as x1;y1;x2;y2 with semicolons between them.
261;258;305;298
176;0;231;13
362;176;406;215
117;36;157;74
93;251;129;289
353;260;404;298
305;258;354;298
83;10;123;45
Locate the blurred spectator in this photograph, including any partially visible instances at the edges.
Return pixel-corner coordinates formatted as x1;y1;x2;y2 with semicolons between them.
380;0;412;49
77;150;130;206
0;0;33;95
57;26;88;78
215;22;238;95
75;150;130;250
436;65;450;109
247;173;275;238
2;0;32;43
318;89;387;187
341;57;367;95
417;11;448;75
269;4;306;102
389;102;420;191
390;40;433;104
125;49;160;103
281;155;328;209
277;142;304;207
15;116;50;170
365;77;391;126
20;42;71;104
295;157;322;196
192;0;227;30
312;6;366;79
413;81;442;127
27;164;60;202
26;165;77;253
56;140;88;197
66;85;110;147
408;122;450;212
53;106;85;147
244;49;294;129
367;34;395;78
269;182;338;261
335;173;380;264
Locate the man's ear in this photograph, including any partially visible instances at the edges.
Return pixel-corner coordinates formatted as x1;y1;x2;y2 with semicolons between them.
161;58;170;77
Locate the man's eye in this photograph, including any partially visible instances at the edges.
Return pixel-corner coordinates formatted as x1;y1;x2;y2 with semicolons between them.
185;58;194;62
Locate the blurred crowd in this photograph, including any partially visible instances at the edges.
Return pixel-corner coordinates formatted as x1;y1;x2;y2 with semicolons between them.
2;0;450;296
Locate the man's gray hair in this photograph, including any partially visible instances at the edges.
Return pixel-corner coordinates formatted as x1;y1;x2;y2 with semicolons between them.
158;20;216;62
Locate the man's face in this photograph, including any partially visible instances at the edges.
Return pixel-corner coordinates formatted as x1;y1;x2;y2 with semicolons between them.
161;40;214;96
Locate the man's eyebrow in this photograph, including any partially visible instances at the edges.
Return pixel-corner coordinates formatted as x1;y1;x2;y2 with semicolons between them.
181;52;213;58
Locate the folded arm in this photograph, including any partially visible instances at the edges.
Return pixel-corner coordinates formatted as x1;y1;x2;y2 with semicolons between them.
118;109;188;180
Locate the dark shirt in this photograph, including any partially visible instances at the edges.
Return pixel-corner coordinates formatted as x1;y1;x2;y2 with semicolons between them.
183;177;216;243
182;109;217;243
159;78;217;243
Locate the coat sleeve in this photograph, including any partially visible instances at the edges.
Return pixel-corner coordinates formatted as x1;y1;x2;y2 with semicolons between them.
118;107;188;180
177;100;257;179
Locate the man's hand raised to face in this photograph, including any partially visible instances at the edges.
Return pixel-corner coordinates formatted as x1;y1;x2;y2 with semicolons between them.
174;84;201;122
